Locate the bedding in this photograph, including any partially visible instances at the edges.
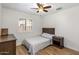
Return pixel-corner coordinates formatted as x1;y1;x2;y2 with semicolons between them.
22;36;53;55
41;33;55;39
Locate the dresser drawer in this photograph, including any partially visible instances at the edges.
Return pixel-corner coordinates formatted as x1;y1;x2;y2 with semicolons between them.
0;40;16;55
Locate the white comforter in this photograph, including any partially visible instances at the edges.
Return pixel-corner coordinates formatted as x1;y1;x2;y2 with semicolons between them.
22;36;52;55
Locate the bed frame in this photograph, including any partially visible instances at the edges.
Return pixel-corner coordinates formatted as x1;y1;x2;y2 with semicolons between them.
42;28;55;34
22;28;55;55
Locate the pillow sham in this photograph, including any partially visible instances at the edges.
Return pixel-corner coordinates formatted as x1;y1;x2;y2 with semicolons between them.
41;33;55;39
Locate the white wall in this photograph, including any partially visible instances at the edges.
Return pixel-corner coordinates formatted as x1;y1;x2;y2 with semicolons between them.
43;6;79;51
2;7;42;45
0;4;2;27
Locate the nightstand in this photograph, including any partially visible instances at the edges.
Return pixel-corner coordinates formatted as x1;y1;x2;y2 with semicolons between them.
52;36;64;48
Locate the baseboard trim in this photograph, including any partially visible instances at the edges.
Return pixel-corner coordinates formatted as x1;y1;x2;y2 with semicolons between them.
16;42;22;46
65;45;79;52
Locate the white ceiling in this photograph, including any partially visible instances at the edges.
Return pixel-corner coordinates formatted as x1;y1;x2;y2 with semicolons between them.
2;3;79;16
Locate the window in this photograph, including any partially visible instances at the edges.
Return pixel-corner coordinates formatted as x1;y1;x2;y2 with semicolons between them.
19;18;32;32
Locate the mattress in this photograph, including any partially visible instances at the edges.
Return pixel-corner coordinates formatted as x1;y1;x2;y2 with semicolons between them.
22;36;52;55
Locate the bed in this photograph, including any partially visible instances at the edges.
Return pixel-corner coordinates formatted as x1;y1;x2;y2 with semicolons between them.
22;28;55;55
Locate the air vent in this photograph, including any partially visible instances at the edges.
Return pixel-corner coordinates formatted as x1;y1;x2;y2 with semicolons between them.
56;7;62;10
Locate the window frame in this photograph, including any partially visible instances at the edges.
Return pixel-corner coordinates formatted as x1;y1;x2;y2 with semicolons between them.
18;18;32;32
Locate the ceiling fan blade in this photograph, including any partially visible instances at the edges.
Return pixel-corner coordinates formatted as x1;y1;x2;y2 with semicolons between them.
31;8;38;9
37;3;41;8
37;11;39;13
43;10;48;12
44;6;51;9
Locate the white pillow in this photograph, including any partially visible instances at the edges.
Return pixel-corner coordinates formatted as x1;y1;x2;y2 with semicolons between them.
41;33;48;38
41;33;55;39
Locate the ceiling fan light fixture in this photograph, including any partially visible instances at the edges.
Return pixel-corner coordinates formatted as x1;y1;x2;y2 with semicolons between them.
39;9;43;12
31;3;52;13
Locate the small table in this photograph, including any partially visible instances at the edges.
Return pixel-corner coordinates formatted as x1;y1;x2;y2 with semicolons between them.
52;36;64;48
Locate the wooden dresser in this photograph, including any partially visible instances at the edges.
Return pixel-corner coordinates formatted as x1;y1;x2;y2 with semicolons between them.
0;34;16;55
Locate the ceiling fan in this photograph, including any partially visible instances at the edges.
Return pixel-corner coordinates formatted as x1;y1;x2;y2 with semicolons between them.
31;3;52;13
